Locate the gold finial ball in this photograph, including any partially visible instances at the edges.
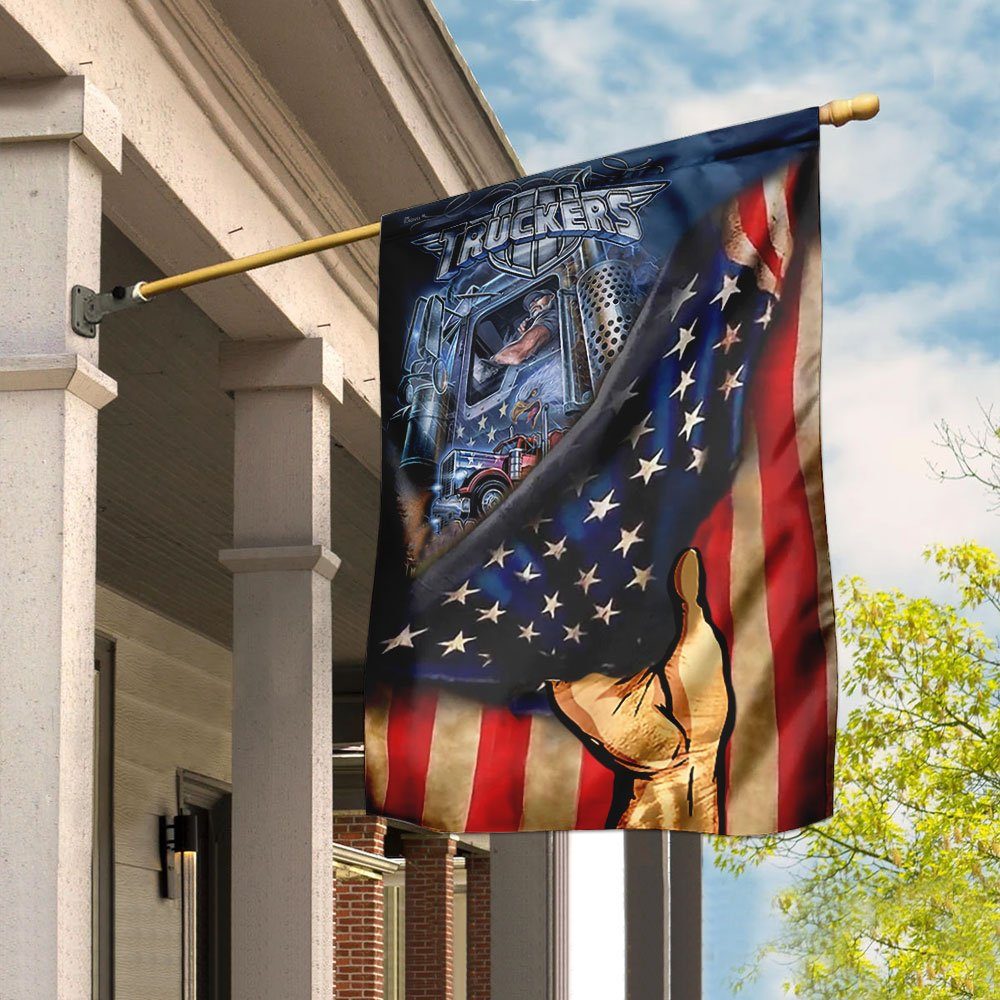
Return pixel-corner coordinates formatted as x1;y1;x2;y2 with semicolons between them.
851;93;880;121
820;93;881;126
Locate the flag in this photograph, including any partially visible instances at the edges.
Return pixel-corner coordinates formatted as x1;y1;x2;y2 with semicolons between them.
366;108;836;834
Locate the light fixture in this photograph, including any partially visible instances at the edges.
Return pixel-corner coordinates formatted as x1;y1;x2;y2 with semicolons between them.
159;813;198;899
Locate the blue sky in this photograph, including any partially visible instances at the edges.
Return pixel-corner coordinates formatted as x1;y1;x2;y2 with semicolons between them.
433;1;1000;996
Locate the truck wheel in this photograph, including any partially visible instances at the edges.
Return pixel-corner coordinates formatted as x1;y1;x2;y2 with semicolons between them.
471;479;508;518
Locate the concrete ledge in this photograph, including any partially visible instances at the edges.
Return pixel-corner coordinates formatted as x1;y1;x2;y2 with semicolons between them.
0;354;118;409
332;842;404;877
220;338;344;404
0;76;122;174
219;543;341;580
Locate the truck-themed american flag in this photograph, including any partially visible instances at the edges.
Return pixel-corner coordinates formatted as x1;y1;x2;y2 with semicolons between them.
366;108;836;834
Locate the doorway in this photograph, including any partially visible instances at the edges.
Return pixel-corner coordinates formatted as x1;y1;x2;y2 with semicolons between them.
178;771;232;1000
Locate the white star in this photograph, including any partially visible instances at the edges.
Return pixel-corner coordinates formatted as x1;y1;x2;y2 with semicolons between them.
710;273;740;310
381;624;428;651
543;536;568;561
626;412;655;450
670;362;696;401
477;414;488;431
478;651;493;667
627;565;656;591
585;490;620;523
576;564;602;595
477;601;506;624
542;591;563;618
667;273;698;321
519;621;539;643
439;630;474;656
679;401;705;442
485;543;514;569
572;474;598;498
563;623;585;644
593;599;621;625
516;562;541;584
714;323;742;354
664;319;697;360
631;449;667;486
621;378;640;404
528;514;553;533
686;446;709;474
444;580;481;605
718;365;745;402
487;426;497;443
456;424;466;440
614;522;644;558
498;401;508;418
756;301;773;329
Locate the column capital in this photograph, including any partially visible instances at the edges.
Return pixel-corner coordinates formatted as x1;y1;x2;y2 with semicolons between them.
0;353;117;409
0;76;122;173
219;543;340;580
220;337;343;404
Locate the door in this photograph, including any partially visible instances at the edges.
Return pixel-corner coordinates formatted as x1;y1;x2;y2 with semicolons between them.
179;772;232;1000
93;638;114;1000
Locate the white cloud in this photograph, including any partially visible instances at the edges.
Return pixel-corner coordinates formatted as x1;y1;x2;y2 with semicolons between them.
823;276;1000;597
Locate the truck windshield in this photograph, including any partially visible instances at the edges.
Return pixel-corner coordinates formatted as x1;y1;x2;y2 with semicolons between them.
465;277;560;408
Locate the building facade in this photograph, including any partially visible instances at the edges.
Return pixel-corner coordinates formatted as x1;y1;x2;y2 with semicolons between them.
0;1;698;997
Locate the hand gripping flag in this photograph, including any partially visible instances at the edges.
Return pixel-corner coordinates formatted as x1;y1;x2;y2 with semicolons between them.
366;108;836;834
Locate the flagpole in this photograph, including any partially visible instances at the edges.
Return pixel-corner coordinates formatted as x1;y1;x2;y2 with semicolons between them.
71;94;878;336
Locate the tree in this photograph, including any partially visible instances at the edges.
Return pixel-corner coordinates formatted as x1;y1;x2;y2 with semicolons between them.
714;542;1000;997
930;405;1000;512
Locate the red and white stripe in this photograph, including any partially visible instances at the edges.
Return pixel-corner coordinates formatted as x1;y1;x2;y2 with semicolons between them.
366;685;615;832
721;164;794;298
698;160;837;832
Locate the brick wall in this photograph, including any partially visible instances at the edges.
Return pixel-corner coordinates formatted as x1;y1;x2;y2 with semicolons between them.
334;814;388;1000
402;835;457;1000
465;854;491;1000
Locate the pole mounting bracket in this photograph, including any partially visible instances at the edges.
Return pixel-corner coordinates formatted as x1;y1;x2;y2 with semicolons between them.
71;282;147;338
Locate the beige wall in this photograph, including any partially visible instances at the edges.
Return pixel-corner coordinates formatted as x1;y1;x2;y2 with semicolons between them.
96;585;232;999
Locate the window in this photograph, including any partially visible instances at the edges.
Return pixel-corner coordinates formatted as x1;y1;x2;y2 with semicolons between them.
463;276;560;411
383;875;405;1000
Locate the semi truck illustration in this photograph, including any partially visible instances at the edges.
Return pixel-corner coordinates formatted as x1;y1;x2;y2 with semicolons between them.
394;238;649;532
429;410;565;525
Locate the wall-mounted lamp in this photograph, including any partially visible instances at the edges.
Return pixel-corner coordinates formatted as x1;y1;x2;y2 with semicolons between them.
159;813;198;899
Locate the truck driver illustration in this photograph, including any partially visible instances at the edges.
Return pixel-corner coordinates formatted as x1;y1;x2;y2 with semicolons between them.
491;289;559;366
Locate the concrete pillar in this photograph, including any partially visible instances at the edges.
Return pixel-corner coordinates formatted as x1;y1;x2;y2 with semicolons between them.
402;834;458;1000
333;814;388;999
465;852;492;1000
0;77;120;1000
624;832;702;999
220;338;343;999
490;832;569;1000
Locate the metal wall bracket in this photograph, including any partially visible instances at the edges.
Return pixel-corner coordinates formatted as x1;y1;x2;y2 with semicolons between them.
71;282;147;338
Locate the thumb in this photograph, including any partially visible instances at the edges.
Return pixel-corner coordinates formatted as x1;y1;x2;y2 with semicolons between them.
663;547;730;753
671;547;704;617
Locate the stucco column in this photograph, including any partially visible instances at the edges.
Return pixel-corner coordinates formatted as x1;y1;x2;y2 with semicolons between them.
0;77;120;1000
220;338;343;999
490;832;569;1000
624;832;702;998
